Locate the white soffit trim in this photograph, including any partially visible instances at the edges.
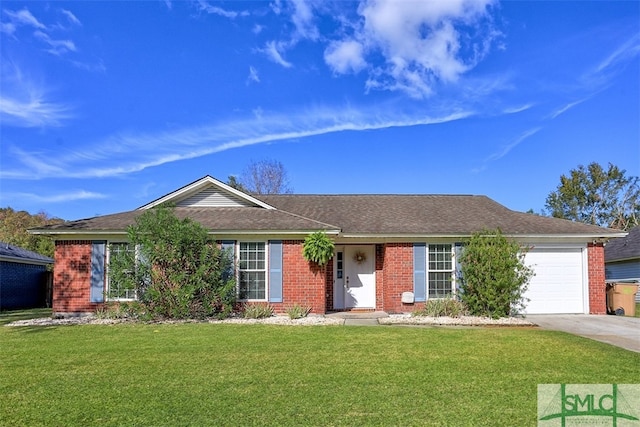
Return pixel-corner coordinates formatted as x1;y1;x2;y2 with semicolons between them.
138;175;275;210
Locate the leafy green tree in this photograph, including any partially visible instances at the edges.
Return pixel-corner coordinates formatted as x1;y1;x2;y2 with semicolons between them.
459;229;534;318
545;162;639;230
115;205;236;319
0;207;64;258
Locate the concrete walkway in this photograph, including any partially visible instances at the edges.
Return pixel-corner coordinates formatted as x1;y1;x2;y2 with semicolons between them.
526;314;640;353
326;311;388;326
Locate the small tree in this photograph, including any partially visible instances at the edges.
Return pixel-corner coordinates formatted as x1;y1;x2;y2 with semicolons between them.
114;205;236;319
459;229;534;318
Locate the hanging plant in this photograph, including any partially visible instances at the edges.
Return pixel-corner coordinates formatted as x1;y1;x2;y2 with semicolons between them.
302;231;335;267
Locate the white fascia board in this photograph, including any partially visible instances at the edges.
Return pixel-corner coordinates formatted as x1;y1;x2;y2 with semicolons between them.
36;232;129;241
208;229;341;236
138;175;275;210
338;232;627;242
505;233;627;242
33;230;341;240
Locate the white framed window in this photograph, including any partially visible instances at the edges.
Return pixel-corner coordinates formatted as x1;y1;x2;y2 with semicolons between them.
238;242;267;300
428;244;454;298
106;242;138;301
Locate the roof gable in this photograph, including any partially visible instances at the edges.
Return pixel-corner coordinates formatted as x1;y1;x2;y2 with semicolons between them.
139;176;274;210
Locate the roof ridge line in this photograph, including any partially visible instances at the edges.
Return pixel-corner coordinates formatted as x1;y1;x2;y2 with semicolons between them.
270;208;342;232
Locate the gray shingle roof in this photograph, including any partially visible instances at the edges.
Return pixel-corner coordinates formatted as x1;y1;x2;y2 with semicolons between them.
0;242;54;264
38;207;338;233
258;194;621;236
35;194;623;238
605;226;640;262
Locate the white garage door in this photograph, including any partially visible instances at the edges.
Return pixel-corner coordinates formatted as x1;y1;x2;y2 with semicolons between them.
523;247;585;314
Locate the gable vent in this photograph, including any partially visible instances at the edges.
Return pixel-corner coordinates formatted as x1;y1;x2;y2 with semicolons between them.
176;187;254;208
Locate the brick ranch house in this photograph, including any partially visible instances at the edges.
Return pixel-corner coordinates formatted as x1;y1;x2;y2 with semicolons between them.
31;175;626;316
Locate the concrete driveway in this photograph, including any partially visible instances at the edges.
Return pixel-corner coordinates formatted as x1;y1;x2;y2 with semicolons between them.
526;314;640;353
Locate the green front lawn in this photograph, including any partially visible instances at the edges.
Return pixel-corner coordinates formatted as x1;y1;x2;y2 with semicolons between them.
1;314;638;426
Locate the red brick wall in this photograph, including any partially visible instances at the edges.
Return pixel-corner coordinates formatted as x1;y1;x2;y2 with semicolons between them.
280;240;328;314
53;240;102;314
587;242;606;314
379;243;414;313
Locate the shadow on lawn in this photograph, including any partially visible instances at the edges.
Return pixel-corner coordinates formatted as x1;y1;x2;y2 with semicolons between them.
5;325;60;334
0;308;53;327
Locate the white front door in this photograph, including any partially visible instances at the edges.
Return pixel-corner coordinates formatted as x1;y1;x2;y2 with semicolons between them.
343;245;376;309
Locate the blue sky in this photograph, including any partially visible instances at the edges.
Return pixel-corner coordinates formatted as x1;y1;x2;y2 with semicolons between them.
1;0;638;221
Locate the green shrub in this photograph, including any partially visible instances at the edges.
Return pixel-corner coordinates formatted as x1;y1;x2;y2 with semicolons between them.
242;304;274;319
412;298;468;318
459;229;534;318
286;304;312;319
110;205;236;320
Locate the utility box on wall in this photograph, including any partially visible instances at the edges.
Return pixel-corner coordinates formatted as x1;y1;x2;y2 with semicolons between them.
401;292;415;304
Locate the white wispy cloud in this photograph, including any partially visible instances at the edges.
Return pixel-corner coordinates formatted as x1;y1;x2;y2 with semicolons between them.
0;62;74;127
33;30;77;56
595;33;640;73
289;0;319;41
7;190;107;203
548;98;588;120
473;127;541;172
247;66;260;84
502;104;533;114
2;105;474;180
196;0;248;18
2;7;86;59
3;8;46;30
262;41;293;68
61;9;81;26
